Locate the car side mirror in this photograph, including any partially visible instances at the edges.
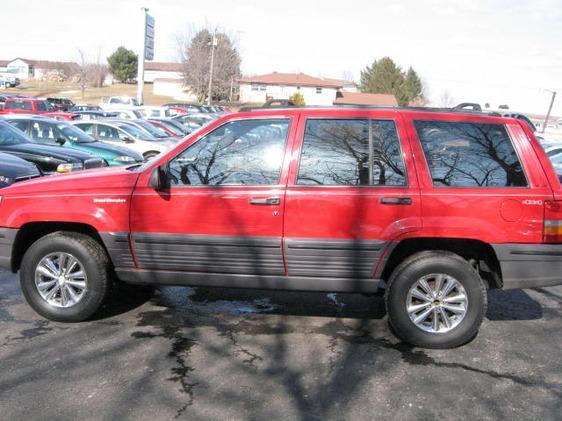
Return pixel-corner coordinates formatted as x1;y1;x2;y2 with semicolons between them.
123;136;134;143
149;165;169;190
56;137;66;145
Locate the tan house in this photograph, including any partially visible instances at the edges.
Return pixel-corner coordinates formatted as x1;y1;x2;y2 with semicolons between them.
239;72;357;106
334;91;398;107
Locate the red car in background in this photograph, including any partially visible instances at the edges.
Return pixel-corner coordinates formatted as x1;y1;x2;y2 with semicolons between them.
1;98;78;121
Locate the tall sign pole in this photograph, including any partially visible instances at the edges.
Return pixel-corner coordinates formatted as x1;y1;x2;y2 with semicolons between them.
542;90;557;134
137;7;155;105
207;31;217;106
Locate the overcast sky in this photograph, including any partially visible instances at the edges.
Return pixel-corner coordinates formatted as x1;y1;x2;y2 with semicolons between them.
4;0;562;115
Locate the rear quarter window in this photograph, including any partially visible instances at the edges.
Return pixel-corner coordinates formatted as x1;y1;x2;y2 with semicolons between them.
415;120;527;188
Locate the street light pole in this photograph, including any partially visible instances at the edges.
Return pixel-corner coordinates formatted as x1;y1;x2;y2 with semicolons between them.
207;31;217;106
542;90;557;134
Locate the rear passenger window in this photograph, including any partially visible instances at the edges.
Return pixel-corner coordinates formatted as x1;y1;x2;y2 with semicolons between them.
415;120;527;187
297;119;406;186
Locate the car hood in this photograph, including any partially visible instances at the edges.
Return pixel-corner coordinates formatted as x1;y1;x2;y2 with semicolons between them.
0;165;141;196
0;153;41;178
73;141;143;161
0;142;95;162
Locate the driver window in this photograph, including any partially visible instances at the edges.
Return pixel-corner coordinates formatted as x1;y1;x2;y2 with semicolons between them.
168;119;290;186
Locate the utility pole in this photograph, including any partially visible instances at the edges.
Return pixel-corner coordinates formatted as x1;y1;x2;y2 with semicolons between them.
207;31;217;106
542;90;557;134
137;7;149;105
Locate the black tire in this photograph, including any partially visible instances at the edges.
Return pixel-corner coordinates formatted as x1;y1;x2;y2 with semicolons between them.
385;251;487;349
20;231;110;322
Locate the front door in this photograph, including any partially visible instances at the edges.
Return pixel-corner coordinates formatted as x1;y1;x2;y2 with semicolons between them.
130;116;295;280
283;110;421;288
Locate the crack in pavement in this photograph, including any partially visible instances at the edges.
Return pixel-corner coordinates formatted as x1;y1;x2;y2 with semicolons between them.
131;326;199;419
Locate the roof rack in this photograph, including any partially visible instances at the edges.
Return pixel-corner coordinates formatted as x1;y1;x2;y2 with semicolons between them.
239;102;500;116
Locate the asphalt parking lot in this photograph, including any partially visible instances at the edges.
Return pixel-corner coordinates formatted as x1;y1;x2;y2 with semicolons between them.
0;269;560;421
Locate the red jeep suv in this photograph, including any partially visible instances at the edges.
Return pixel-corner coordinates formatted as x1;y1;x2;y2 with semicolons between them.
0;106;560;348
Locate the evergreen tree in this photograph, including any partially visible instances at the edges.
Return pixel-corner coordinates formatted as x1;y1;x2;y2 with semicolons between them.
360;57;424;106
107;47;138;83
403;67;423;104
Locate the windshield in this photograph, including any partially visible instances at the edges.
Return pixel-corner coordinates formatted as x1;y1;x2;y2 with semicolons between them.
116;123;153;140
57;123;96;143
158;121;184;136
133;120;169;138
0;122;30;145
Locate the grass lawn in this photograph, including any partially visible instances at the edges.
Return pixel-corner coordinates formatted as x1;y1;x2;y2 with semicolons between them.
2;80;173;106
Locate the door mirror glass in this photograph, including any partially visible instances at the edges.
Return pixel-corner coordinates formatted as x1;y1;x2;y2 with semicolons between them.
149;165;169;190
56;137;66;145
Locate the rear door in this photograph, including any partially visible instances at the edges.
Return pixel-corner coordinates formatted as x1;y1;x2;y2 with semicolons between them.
283;109;421;284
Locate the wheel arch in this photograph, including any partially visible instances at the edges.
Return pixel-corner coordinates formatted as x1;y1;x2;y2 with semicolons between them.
11;222;109;273
379;237;503;289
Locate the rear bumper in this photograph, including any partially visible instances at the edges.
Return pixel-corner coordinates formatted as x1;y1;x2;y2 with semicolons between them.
492;244;562;289
0;227;18;272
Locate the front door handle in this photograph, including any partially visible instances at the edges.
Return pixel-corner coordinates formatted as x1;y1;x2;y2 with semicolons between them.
380;197;412;205
249;197;281;205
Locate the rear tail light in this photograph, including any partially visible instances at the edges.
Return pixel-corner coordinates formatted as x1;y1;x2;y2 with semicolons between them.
544;200;562;243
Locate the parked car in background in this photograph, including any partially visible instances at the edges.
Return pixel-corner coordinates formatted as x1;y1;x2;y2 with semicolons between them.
46;97;75;112
69;104;103;113
110;109;144;120
166;106;188;116
73;120;175;160
139;106;172;119
1;98;54;114
172;113;217;132
0;152;41;188
44;112;79;122
115;119;177;142
4;116;143;166
0;120;104;173
163;103;207;113
149;117;191;136
72;110;118;120
148;119;187;138
0;94;14;111
100;96;140;109
0;74;20;87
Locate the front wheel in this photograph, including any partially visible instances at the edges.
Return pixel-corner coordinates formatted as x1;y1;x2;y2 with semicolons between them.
385;251;487;349
20;232;110;322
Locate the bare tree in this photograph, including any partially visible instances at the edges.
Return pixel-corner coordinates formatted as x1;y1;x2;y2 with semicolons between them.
76;49;88;99
176;26;241;103
439;90;456;107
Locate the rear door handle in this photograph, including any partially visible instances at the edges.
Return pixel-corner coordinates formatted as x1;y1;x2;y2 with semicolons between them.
249;197;281;205
380;197;412;205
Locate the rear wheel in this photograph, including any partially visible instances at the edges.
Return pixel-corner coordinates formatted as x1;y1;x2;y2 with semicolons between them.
385;251;487;349
20;232;110;322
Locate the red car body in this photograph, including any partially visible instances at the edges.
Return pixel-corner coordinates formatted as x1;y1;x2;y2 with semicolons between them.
2;107;562;290
147;119;182;139
0;98;78;120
